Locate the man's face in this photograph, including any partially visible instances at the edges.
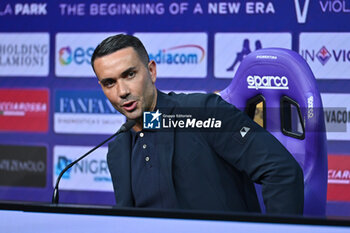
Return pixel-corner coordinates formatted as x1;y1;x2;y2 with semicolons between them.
93;47;157;123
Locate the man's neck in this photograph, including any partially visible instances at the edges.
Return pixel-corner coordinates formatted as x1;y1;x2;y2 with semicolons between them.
132;120;143;132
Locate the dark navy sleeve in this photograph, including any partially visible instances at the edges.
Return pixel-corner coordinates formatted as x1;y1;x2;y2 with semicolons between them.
203;94;304;215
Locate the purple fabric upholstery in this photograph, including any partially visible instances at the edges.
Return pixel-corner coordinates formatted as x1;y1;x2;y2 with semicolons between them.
220;48;327;216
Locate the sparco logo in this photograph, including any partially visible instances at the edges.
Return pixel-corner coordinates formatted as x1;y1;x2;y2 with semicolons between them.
247;75;289;90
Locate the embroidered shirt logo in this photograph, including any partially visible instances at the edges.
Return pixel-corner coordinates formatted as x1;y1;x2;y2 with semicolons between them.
240;126;250;138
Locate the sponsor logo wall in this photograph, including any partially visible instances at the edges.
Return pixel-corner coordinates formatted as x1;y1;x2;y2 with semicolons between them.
134;33;207;78
300;33;350;79
0;33;49;76
328;154;350;202
53;145;112;192
0;89;49;132
1;0;350;216
214;33;292;78
321;93;350;141
55;33;120;77
54;90;125;134
0;145;46;187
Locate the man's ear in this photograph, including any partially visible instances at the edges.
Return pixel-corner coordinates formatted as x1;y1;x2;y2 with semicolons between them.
148;60;157;84
97;80;102;87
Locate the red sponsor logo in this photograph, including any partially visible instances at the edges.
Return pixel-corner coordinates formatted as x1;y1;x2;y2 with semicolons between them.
327;154;350;201
0;89;49;132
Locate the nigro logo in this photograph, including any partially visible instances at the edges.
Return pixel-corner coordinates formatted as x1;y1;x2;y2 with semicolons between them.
53;146;113;192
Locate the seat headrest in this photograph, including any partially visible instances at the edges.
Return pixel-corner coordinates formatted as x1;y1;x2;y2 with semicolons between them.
220;48;320;111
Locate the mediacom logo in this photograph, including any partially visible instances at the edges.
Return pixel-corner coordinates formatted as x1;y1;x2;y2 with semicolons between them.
134;33;207;78
328;154;350;201
0;145;46;187
54;90;125;134
0;33;49;76
299;33;350;79
55;33;120;77
0;89;49;132
53;145;112;192
149;44;205;65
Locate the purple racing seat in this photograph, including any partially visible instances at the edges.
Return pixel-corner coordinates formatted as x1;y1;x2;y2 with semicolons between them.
220;48;327;216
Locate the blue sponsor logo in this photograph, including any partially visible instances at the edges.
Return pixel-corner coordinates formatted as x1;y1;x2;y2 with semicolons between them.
55;156;72;179
55;90;121;115
143;110;162;129
55;154;110;182
149;45;205;65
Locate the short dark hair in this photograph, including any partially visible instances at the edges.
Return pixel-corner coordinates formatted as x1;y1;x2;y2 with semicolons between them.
91;34;150;71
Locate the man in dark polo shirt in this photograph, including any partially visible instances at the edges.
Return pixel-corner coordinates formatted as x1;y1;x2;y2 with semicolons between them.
91;34;304;215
